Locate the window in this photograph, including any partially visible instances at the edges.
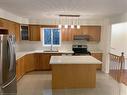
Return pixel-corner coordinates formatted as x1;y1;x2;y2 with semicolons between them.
42;28;61;46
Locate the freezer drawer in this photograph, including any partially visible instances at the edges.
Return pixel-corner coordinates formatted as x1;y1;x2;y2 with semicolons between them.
0;76;17;95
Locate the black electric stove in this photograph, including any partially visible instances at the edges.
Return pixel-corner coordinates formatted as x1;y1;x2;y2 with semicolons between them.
72;45;91;55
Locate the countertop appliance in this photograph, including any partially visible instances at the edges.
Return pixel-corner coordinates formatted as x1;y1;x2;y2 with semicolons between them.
0;33;17;94
72;45;91;55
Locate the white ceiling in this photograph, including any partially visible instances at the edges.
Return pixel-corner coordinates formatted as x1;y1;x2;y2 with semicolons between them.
0;0;127;19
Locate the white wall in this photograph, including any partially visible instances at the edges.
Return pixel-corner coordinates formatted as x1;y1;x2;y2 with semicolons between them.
29;18;104;25
111;22;127;53
110;13;127;24
109;13;127;70
98;19;112;73
111;22;127;69
0;8;29;24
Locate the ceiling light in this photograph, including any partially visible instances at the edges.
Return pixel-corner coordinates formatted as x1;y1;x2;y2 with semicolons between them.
64;25;68;28
58;15;80;29
77;25;80;29
71;25;74;28
58;24;62;28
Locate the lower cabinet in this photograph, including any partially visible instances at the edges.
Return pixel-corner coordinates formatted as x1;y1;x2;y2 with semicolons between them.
16;53;62;80
35;53;62;70
16;56;25;80
24;54;35;73
91;53;102;70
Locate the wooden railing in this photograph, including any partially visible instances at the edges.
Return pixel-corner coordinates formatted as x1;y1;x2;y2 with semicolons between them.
109;52;125;82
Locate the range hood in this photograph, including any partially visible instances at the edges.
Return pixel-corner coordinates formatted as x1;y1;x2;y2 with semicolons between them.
73;35;90;41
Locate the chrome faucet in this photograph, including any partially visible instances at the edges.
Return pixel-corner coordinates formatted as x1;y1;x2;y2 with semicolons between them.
50;42;53;51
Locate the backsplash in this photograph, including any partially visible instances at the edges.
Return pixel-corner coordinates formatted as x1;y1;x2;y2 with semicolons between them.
15;41;101;52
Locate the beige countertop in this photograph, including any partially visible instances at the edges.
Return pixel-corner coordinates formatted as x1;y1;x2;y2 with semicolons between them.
50;56;102;64
16;50;74;60
16;49;103;60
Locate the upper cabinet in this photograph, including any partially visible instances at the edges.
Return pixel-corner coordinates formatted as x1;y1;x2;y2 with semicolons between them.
0;18;20;42
0;19;101;42
87;26;101;42
29;25;41;41
61;26;101;42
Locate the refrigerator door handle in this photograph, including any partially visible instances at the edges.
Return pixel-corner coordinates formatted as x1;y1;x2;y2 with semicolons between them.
1;76;16;89
7;37;13;70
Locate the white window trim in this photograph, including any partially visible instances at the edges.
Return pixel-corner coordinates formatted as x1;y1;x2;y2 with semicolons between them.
41;28;61;47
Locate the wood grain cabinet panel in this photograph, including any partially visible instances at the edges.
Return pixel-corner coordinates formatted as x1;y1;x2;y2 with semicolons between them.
0;18;20;42
14;23;20;41
61;26;101;42
0;19;3;27
34;53;40;70
16;57;25;80
40;53;51;70
29;25;41;41
34;53;62;70
88;26;101;42
24;54;35;73
91;53;102;70
16;53;62;80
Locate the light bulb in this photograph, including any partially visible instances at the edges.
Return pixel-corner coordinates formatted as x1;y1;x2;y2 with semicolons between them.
58;25;62;28
77;25;80;29
71;25;74;29
64;25;68;29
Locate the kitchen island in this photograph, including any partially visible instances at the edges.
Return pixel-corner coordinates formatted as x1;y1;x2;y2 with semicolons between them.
50;56;102;89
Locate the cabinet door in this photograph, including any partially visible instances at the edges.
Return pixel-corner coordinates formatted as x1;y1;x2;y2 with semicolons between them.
0;19;3;27
40;53;51;70
88;26;101;42
34;53;40;70
91;53;102;70
61;28;69;41
16;57;25;80
24;54;35;72
15;23;20;41
29;25;41;41
91;53;102;61
36;53;62;70
0;18;20;42
16;60;21;80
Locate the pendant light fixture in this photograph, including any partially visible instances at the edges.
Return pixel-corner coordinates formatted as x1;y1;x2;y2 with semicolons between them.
64;16;68;29
58;15;80;29
76;16;80;29
58;16;62;28
70;17;74;29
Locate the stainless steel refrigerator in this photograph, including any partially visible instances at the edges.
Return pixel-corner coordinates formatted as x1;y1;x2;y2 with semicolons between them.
0;34;17;95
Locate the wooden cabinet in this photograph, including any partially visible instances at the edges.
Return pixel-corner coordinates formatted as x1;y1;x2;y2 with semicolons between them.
39;53;51;70
0;18;20;41
0;19;3;27
91;53;102;70
16;53;62;80
16;56;25;80
16;54;35;80
15;23;20;41
61;26;101;42
29;25;41;41
35;53;62;70
88;26;101;42
27;25;101;42
24;54;35;73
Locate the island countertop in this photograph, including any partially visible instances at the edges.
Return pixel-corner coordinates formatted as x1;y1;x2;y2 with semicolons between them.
50;56;102;64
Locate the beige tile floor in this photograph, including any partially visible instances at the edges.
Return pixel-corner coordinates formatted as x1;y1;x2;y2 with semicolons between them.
17;71;127;95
